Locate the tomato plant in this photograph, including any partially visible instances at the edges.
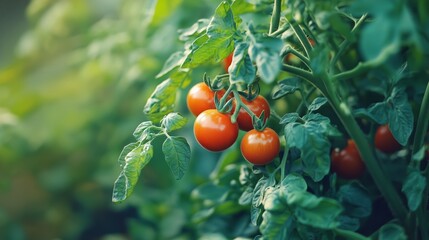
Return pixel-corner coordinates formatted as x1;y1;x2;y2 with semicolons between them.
241;127;280;165
375;125;402;154
110;0;429;239
194;109;238;152
331;140;365;179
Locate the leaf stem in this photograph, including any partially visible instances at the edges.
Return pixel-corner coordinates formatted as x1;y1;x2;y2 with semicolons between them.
333;44;397;82
287;21;312;57
329;14;368;73
280;145;289;180
415;81;429;240
334;228;370;240
269;0;282;34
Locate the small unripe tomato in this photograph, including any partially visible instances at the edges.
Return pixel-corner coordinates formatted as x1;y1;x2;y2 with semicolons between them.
374;125;401;154
240;128;280;165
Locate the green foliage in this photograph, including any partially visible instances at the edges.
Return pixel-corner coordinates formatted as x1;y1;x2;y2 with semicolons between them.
2;0;429;239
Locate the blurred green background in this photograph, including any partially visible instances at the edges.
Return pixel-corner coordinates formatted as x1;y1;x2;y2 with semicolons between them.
0;0;229;239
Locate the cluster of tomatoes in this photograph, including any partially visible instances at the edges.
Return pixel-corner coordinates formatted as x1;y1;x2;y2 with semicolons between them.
187;82;280;165
186;55;280;165
331;125;402;179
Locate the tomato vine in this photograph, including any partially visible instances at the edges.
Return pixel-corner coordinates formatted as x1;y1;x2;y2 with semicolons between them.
112;0;429;239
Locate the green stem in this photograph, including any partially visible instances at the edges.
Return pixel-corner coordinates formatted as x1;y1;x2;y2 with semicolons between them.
284;46;311;69
281;64;327;94
333;44;397;82
280;145;289;180
415;81;429;240
269;0;282;34
334;228;370;240
322;75;408;224
412;81;429;159
418;0;428;23
329;14;367;73
288;21;312;57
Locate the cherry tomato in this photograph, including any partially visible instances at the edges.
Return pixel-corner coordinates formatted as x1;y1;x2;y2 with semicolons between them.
331;140;365;179
236;95;271;131
194;109;238;152
187;82;225;116
240;128;280;165
374;125;401;154
223;53;233;73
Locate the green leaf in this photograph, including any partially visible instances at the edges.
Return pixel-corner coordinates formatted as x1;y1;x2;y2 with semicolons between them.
162;136;191;180
300;133;331;182
284;123;308;149
263;188;287;213
160;112;187;132
401;170;426;211
231;0;257;15
178;18;210;41
156;51;186;78
388;87;414;146
280;113;300;125
337;183;372;218
287;191;343;229
133;121;153;140
283;114;333;181
117;142;139;169
207;1;235;38
144;79;177;122
112;143;154;203
252;176;269;207
181;1;235;68
307;97;328;112
248;36;283;83
229;42;256;84
239;186;254;205
192;182;229;203
367;102;389;124
260;211;293;240
378;224;407;240
281;173;307;195
271;78;301;100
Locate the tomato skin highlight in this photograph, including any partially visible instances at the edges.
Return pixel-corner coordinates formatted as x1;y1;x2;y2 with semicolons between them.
240;128;280;165
223;53;233;73
331;140;365;179
236;95;271;131
374;125;401;154
187;82;225;116
194;109;238;152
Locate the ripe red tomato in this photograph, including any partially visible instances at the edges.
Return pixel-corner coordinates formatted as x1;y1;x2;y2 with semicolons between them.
187;82;225;116
240;128;280;165
374;125;401;154
223;53;233;73
194;109;238;152
331;140;365;179
236;95;271;131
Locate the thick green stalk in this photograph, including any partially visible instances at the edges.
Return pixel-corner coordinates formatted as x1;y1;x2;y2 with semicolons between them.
415;81;429;240
269;0;282;34
322;75;408;223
